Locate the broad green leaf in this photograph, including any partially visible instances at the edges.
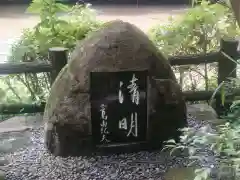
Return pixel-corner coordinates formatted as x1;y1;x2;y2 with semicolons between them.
55;3;70;12
27;0;43;13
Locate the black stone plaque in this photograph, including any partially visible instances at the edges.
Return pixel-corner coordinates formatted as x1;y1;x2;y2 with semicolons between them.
90;70;148;146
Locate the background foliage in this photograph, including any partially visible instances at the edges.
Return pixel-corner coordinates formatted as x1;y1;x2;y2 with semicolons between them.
0;0;102;105
1;0;239;105
149;0;240;92
161;1;240;179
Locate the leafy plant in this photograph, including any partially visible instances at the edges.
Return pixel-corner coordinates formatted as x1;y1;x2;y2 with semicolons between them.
207;0;240;124
0;0;101;107
209;53;240;124
163;123;240;180
161;3;240;178
14;0;102;60
148;0;240;92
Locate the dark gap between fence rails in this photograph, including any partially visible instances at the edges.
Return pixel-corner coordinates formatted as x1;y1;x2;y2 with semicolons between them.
0;91;223;114
0;62;52;74
0;38;239;115
0;52;221;75
3;90;240;114
0;103;46;115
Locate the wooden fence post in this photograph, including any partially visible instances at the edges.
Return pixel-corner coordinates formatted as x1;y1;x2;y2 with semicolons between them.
49;47;68;85
216;38;238;116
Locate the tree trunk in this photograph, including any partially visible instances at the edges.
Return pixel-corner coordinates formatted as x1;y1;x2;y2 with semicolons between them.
230;0;240;27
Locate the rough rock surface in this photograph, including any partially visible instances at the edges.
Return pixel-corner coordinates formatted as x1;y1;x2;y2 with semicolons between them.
0;114;43;133
187;104;218;121
164;167;196;180
44;20;187;156
187;104;226;127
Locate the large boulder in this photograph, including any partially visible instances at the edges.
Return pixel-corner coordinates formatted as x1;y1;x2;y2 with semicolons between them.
44;20;187;156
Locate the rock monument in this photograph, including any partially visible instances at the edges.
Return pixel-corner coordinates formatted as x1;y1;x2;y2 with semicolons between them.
43;20;187;156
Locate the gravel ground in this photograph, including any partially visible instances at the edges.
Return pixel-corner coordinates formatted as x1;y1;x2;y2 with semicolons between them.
3;115;217;180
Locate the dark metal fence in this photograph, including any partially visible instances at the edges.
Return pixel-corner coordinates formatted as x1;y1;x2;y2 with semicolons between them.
0;39;239;115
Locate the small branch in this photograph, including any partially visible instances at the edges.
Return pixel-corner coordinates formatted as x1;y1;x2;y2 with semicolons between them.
3;77;22;102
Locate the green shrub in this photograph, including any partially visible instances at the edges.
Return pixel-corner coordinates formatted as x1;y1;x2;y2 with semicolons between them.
0;0;102;106
9;1;102;62
149;0;238;56
164;122;240;180
161;1;240;179
148;0;240;92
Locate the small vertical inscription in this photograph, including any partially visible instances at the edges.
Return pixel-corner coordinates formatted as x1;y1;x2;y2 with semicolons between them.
99;104;110;143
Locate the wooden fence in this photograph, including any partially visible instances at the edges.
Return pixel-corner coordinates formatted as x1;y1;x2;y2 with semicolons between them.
0;39;239;115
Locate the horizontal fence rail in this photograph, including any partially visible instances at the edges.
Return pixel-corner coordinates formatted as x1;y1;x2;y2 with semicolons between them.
0;39;239;115
169;51;220;66
0;51;225;75
3;89;240;114
0;103;45;115
0;91;222;115
184;89;240;101
0;62;52;74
